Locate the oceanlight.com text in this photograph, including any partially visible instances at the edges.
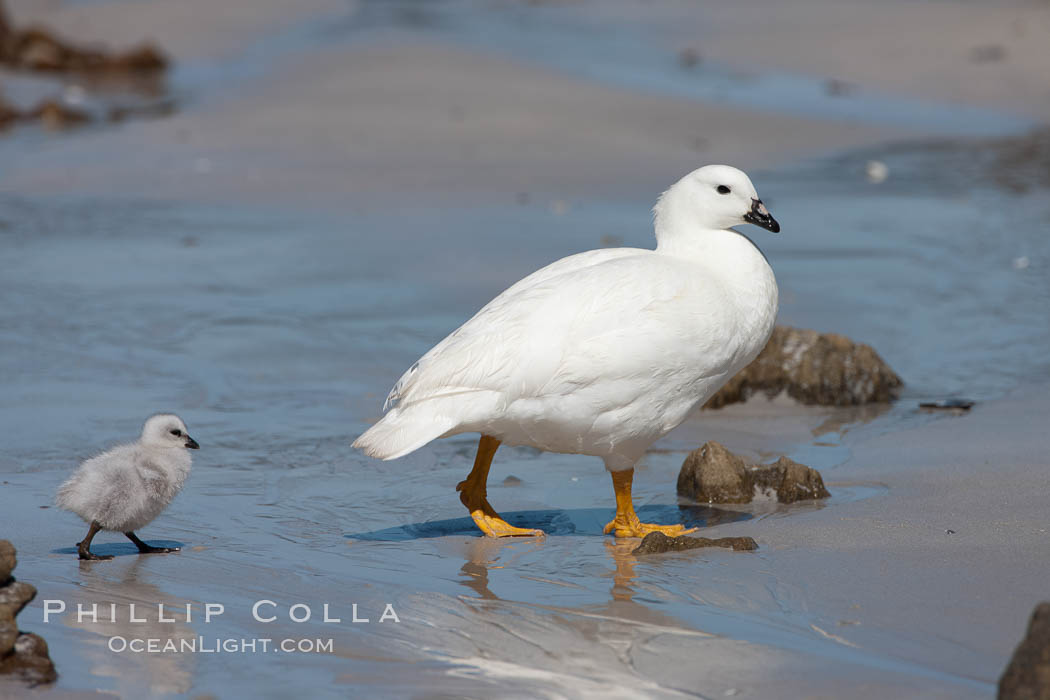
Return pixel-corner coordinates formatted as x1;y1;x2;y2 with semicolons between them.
107;636;335;654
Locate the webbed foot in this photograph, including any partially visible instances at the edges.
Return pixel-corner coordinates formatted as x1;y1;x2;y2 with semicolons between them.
602;518;696;539
470;510;545;538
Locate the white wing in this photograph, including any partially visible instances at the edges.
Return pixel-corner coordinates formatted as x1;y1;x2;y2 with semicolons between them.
385;248;741;413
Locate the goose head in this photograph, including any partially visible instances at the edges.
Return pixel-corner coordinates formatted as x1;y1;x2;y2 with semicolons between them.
655;164;779;235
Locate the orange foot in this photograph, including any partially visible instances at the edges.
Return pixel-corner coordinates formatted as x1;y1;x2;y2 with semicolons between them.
603;517;696;539
470;510;545;538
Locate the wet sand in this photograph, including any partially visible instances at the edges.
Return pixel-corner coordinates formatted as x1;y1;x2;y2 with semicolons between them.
2;1;1049;698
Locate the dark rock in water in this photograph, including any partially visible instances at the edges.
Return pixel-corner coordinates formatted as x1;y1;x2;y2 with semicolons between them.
0;633;57;686
0;95;95;133
501;475;522;486
757;456;832;504
706;325;903;408
5;28;168;74
0;96;19;131
999;602;1050;700
0;540;13;583
632;531;758;555
0;540;57;686
0;581;35;619
0;616;15;657
920;398;975;413
676;441;752;504
677;441;831;504
1;0;173;137
105;44;167;72
29;99;91;130
0;0;167;73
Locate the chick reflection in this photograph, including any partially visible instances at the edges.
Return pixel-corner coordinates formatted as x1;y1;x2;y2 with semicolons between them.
64;556;196;696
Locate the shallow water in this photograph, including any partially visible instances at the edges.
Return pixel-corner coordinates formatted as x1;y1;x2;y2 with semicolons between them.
2;148;1042;696
2;2;1049;698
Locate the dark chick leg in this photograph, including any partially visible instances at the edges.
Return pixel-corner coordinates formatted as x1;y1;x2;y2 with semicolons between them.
77;521;114;561
125;531;180;554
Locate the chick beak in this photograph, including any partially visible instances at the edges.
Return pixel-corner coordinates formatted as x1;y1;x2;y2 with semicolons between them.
184;436;200;450
743;198;780;233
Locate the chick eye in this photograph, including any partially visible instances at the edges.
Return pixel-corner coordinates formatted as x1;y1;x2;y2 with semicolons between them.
716;185;731;195
170;429;182;437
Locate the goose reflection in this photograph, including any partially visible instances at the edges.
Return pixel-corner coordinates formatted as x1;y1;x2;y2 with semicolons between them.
458;537;510;600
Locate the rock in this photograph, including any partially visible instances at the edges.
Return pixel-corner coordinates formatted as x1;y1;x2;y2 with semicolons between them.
0;633;58;686
107;44;167;72
0;1;168;74
919;398;975;413
0;96;20;131
0;581;35;619
755;456;832;504
29;99;91;130
632;532;758;555
12;28;69;71
676;441;752;504
705;325;903;408
999;602;1050;700
0;540;57;686
0;540;14;583
0;617;15;656
0;0;9;41
677;441;831;504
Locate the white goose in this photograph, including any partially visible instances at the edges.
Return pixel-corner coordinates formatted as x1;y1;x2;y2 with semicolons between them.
354;165;780;538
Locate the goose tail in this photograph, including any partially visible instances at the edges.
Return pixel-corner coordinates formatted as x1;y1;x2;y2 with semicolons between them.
352;407;458;461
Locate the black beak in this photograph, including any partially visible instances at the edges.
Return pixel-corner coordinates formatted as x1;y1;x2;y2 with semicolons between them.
743;198;780;233
185;436;200;450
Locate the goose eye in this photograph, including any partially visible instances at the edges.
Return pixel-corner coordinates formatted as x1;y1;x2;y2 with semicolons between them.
716;185;731;195
170;429;182;437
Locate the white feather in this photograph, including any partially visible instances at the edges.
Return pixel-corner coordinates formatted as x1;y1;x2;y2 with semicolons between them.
354;165;779;470
56;414;196;532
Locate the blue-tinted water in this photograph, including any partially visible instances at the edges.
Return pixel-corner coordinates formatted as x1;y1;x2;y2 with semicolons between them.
1;1;1047;697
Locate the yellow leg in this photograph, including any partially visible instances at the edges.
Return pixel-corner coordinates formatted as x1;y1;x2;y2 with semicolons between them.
602;468;697;538
456;435;544;538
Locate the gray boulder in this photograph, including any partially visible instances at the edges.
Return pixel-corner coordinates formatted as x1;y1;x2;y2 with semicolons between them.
678;441;831;504
706;325;903;408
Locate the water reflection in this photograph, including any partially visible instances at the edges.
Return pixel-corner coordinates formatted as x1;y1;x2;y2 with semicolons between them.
811;402;894;437
459;537;510;600
604;539;639;603
452;502;751;607
61;556;197;697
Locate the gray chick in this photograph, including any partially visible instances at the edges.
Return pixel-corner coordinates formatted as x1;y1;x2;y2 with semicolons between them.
57;414;200;560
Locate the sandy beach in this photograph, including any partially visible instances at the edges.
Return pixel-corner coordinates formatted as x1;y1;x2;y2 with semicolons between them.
1;0;1049;697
